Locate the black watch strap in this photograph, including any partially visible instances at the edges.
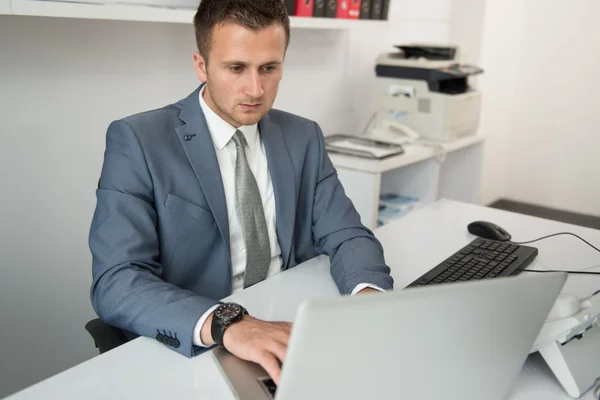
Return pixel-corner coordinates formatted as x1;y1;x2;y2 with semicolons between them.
211;303;247;347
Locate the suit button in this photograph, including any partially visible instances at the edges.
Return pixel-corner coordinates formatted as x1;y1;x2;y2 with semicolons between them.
173;339;181;348
156;334;165;343
184;135;192;141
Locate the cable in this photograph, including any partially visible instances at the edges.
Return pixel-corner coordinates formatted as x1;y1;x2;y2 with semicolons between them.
524;269;600;275
360;112;378;136
512;232;600;253
514;232;600;278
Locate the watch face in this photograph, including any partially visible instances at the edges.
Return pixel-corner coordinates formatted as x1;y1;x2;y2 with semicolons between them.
215;303;242;321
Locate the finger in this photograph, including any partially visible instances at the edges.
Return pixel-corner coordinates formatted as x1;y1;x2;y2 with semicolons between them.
282;322;293;333
258;352;282;385
273;329;291;347
266;324;290;347
268;339;288;364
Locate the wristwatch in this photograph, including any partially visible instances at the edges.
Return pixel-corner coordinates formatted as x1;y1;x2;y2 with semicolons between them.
211;302;248;347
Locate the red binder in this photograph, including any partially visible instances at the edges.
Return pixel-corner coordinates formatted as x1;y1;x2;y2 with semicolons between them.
295;0;314;17
336;0;349;18
336;0;361;19
347;0;361;19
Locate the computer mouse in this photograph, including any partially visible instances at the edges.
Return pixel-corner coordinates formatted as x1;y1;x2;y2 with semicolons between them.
467;221;512;241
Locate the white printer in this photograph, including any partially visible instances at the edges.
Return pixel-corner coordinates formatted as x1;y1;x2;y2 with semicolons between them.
370;44;484;143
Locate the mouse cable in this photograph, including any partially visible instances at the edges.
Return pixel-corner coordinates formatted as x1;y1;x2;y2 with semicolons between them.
512;232;600;253
594;377;600;400
524;269;600;275
514;232;600;276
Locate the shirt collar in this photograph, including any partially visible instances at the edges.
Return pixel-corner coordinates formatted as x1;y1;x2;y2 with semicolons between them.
199;86;259;151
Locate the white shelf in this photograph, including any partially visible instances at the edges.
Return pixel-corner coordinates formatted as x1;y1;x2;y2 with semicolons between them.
421;134;486;154
8;0;387;28
1;0;10;14
290;16;386;30
328;134;486;174
329;144;432;174
10;0;192;23
330;135;487;229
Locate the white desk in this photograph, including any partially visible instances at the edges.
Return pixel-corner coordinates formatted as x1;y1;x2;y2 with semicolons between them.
8;200;600;400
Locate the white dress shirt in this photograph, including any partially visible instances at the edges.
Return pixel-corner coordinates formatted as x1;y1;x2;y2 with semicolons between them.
193;87;382;346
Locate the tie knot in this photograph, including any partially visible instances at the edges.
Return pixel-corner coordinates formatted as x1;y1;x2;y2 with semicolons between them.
232;130;247;148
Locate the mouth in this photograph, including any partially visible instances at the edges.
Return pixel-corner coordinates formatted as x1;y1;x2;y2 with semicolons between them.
240;103;261;111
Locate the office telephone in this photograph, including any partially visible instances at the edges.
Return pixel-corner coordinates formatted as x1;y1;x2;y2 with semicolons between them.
366;120;421;145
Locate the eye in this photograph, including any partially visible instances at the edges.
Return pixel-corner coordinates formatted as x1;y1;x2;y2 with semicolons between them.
263;65;277;73
229;65;243;73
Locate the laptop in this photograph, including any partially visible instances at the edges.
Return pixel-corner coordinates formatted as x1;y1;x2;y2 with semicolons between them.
213;272;566;400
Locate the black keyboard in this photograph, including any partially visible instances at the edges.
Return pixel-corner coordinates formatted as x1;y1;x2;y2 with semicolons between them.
408;238;538;287
259;377;277;398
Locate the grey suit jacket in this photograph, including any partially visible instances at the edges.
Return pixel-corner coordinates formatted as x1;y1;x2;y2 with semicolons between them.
89;86;394;357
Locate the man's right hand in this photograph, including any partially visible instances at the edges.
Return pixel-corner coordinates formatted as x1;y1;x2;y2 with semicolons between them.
222;316;292;385
200;312;292;384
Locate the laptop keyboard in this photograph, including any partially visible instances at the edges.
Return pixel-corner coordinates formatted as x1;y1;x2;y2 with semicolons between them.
259;377;277;398
407;238;539;287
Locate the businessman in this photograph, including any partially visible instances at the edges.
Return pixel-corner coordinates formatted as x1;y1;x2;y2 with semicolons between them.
89;0;393;384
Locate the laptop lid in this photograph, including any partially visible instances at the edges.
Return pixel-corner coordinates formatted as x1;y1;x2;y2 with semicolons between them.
274;272;566;400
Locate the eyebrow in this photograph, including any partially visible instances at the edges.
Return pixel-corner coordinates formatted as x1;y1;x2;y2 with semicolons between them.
221;60;283;66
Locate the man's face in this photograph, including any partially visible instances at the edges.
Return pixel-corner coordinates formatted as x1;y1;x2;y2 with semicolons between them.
193;22;286;127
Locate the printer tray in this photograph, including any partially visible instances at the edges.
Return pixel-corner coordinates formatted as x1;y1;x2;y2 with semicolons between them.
325;134;405;159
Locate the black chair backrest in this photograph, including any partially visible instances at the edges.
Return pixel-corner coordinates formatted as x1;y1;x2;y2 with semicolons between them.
85;318;129;354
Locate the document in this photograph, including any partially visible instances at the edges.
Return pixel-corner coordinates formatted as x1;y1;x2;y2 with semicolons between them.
325;134;404;159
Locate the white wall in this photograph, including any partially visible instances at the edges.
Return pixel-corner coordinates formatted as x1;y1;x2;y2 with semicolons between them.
479;0;600;216
477;0;525;205
0;2;453;396
344;0;453;136
0;17;201;398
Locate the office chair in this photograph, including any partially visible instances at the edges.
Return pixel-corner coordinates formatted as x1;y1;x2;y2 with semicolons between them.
85;318;129;354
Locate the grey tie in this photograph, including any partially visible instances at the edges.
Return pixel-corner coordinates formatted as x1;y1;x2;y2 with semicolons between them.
232;130;271;288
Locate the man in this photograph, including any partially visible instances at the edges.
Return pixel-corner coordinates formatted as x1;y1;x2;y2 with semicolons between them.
89;0;393;384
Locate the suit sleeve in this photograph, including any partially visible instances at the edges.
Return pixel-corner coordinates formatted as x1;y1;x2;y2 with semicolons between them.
310;122;394;294
89;120;218;357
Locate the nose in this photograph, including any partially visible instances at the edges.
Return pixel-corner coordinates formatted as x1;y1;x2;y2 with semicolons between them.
244;70;264;99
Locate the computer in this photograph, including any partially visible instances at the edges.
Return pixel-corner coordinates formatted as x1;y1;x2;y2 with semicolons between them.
214;272;566;400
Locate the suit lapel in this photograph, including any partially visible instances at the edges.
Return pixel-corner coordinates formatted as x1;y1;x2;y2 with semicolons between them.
259;114;296;269
175;87;231;259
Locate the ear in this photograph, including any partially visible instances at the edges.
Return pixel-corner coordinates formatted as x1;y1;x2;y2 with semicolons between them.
193;52;208;82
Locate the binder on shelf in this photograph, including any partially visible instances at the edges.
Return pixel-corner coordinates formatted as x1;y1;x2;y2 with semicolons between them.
359;0;371;19
295;0;314;17
370;0;382;19
381;0;390;20
313;0;326;17
325;0;337;18
347;0;361;19
283;0;296;15
336;0;348;18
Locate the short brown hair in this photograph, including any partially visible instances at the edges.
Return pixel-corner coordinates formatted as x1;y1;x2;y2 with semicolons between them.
193;0;291;62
